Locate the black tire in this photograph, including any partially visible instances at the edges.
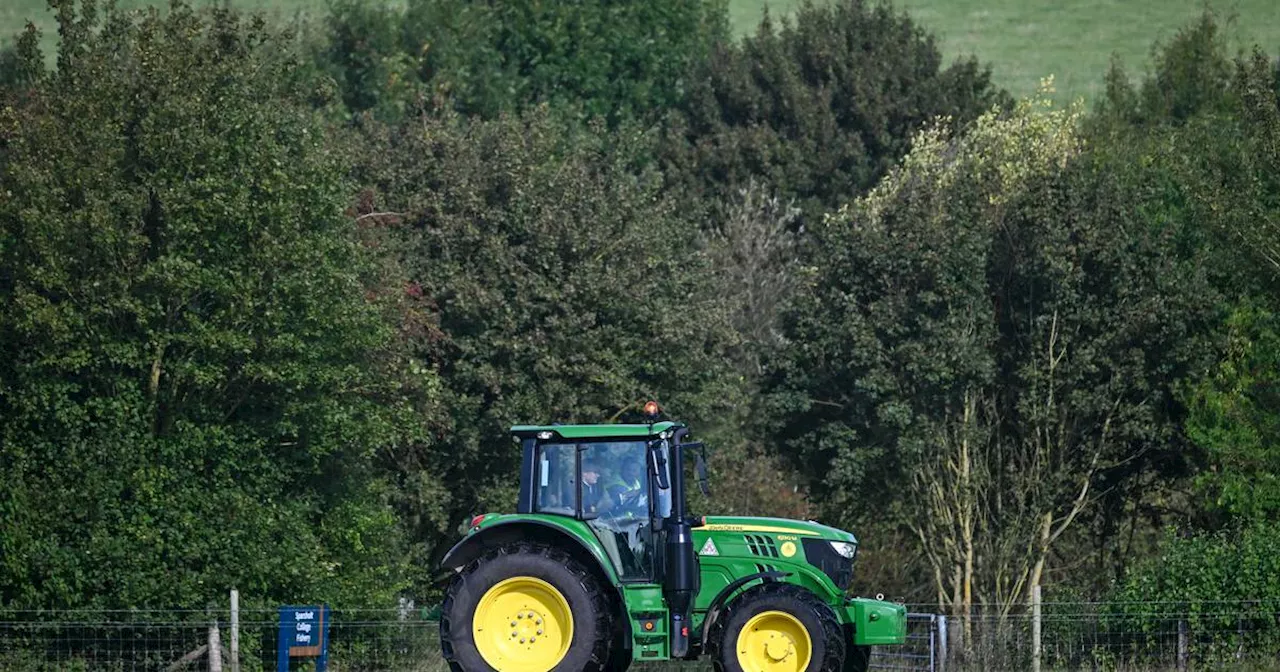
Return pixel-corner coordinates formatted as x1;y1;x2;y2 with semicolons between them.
605;627;633;672
440;542;614;672
712;583;846;672
842;643;872;672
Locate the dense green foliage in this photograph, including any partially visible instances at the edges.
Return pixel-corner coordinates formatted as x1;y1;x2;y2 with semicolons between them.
341;110;743;564
765;92;1221;606
1185;306;1280;520
1116;523;1280;607
2;0;1280;617
318;0;727;123
0;2;423;608
663;0;1006;221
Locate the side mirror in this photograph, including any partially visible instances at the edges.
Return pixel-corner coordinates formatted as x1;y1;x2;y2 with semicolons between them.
695;449;710;497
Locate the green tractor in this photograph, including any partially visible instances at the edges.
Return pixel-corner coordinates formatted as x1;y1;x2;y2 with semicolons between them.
438;405;906;672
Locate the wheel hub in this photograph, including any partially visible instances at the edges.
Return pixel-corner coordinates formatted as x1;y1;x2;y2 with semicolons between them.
508;609;546;644
473;577;573;672
735;610;813;672
765;635;793;661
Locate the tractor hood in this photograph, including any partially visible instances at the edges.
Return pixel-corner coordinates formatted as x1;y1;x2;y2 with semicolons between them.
700;516;857;545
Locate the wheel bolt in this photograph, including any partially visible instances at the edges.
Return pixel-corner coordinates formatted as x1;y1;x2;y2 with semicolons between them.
535;619;542;625
517;613;523;619
520;638;525;643
530;637;537;642
537;629;543;635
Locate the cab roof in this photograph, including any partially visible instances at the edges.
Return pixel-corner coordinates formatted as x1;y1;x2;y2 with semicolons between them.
511;421;680;440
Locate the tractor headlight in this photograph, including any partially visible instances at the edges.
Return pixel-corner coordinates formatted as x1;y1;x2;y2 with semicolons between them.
829;541;857;559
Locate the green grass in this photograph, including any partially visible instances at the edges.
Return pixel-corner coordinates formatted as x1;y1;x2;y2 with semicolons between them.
728;0;1280;103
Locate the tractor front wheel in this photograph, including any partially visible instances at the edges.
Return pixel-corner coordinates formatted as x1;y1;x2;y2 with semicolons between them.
440;542;614;672
713;583;845;672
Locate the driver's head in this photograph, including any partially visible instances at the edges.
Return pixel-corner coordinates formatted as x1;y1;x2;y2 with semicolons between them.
582;460;601;485
621;459;644;483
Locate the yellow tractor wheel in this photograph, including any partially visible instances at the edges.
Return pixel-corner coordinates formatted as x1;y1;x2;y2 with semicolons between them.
439;542;616;672
472;576;574;671
714;584;844;672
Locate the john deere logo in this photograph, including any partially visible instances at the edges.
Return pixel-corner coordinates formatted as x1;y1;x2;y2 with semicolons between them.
780;541;797;557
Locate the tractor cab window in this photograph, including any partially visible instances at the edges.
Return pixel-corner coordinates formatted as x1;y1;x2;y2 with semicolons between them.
582;441;654;581
534;443;578;517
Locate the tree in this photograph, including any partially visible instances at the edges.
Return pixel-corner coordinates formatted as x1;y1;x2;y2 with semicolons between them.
1185;305;1280;520
318;0;728;123
705;179;802;376
767;89;1219;611
0;1;424;608
663;0;1007;224
343;109;742;562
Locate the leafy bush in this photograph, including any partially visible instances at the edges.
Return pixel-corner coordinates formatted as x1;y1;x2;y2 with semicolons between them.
1101;523;1280;663
1184;305;1280;520
1115;523;1280;607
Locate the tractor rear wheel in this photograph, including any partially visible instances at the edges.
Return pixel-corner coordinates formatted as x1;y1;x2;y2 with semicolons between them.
713;583;845;672
440;542;614;672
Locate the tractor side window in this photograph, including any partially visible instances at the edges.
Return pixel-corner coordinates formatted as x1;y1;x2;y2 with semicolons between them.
535;443;577;517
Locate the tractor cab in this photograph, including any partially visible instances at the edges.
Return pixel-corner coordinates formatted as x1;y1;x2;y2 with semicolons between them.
438;405;906;672
511;418;695;581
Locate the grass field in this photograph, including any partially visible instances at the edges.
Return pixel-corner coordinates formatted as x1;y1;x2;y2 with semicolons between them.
729;0;1280;102
4;0;1280;103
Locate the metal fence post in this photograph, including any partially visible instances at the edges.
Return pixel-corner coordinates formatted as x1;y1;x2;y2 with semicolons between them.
1032;585;1042;672
937;614;948;672
209;621;223;672
928;615;936;672
230;589;240;672
1177;618;1188;671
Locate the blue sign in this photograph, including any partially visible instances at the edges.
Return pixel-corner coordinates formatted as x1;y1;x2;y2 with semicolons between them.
277;605;330;672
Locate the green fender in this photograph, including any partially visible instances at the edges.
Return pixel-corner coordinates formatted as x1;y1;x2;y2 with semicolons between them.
439;513;620;586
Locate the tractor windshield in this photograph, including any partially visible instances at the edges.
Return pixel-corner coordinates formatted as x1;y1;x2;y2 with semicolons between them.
533;440;652;518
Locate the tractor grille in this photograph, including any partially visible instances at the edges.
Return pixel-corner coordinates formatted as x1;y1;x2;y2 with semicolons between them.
802;539;854;591
743;535;779;558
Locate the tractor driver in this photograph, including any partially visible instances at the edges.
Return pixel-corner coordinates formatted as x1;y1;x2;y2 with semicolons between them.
608;459;647;514
581;457;609;514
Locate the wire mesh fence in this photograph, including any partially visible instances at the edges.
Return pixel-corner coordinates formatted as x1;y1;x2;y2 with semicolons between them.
894;601;1280;671
0;609;443;672
2;601;1279;671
